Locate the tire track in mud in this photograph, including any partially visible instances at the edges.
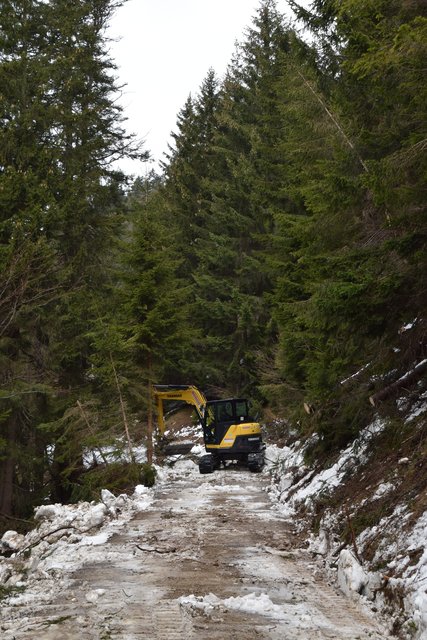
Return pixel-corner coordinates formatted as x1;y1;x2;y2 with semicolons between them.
2;467;389;639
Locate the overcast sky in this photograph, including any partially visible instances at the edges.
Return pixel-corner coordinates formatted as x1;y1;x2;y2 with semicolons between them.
108;0;301;176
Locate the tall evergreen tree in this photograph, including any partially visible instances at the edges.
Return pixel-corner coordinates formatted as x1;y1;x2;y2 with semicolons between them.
0;0;63;515
163;69;220;275
0;0;144;515
192;0;294;396
267;0;427;447
124;180;197;386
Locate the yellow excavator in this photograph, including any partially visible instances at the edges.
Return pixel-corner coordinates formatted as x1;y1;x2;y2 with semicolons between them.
153;385;265;473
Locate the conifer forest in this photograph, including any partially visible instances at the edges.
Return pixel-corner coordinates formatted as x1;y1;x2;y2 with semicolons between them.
1;0;426;524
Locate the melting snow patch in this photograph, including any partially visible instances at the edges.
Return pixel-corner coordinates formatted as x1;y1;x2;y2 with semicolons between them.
268;418;386;518
178;424;201;438
190;443;205;456
178;592;286;619
405;390;427;423
80;531;111;546
154;458;199;481
399;318;418;333
0;483;155;609
337;549;381;600
372;482;395;500
85;588;106;603
82;442;147;468
400;510;427;638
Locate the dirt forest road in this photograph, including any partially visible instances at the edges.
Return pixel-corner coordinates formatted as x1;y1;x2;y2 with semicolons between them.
3;466;389;639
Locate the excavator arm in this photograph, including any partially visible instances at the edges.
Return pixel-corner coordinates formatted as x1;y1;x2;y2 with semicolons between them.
153;385;207;436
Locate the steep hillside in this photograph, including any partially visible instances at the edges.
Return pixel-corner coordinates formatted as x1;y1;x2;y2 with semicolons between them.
267;395;427;639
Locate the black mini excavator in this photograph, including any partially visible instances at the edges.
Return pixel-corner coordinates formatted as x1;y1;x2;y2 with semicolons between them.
153;385;265;473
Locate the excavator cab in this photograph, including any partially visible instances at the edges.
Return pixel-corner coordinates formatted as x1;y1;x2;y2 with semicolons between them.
200;397;265;473
203;399;252;444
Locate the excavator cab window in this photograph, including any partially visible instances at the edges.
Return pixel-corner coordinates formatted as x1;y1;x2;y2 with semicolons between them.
218;401;233;422
235;400;249;421
206;399;251;425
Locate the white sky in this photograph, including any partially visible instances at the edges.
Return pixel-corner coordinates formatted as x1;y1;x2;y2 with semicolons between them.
108;0;300;176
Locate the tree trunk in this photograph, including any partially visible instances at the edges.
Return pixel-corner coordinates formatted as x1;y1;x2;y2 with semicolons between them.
369;360;427;406
0;415;17;516
147;354;153;466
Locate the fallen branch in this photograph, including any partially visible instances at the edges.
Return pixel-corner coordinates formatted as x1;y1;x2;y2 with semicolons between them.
0;511;34;525
296;69;369;174
303;402;316;415
109;352;135;463
136;544;177;554
17;525;77;555
344;506;361;563
17;520;104;556
369;359;427;406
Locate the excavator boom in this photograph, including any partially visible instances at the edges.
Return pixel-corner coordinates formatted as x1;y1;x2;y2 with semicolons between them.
153;385;207;436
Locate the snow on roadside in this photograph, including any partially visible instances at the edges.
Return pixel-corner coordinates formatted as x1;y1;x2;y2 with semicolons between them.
404;512;427;637
264;416;427;640
0;450;207;618
178;591;286;619
367;507;427;640
265;419;385;520
178;590;378;636
0;485;154;607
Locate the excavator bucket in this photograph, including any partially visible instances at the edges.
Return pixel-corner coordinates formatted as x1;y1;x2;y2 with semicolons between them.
154;385;205;457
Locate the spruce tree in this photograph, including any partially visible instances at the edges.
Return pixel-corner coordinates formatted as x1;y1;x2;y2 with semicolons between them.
0;0;63;515
192;0;293;396
267;0;427;447
0;0;144;515
162;70;220;275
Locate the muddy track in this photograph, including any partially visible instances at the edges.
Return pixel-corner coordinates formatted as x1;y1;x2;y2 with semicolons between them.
2;467;389;639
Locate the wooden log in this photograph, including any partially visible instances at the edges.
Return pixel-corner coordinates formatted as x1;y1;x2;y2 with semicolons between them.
369;359;427;406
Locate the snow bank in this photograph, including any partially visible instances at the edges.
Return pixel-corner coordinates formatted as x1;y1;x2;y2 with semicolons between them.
391;510;427;639
0;484;154;606
266;419;385;520
337;549;381;600
266;414;427;639
179;591;286;619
